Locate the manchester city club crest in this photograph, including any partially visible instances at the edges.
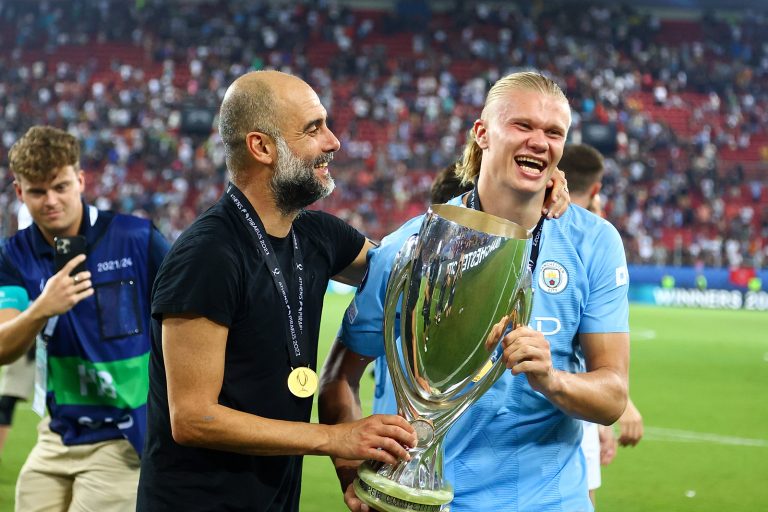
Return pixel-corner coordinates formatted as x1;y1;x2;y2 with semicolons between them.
538;260;569;294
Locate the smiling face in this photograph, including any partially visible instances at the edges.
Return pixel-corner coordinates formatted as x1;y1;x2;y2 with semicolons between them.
14;165;85;244
219;70;342;207
267;74;341;213
474;87;571;198
270;134;336;214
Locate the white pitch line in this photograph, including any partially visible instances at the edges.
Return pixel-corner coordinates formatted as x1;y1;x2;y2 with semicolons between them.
630;329;656;341
644;427;768;447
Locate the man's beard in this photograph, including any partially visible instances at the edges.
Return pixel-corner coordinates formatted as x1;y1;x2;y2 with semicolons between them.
270;136;335;215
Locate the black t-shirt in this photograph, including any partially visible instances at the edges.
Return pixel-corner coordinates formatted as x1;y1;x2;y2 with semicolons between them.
137;193;365;512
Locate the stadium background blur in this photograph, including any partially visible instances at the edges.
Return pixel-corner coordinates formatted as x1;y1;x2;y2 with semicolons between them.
0;0;767;510
1;0;767;276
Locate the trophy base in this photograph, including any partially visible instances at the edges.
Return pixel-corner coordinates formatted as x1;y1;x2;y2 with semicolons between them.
354;464;453;512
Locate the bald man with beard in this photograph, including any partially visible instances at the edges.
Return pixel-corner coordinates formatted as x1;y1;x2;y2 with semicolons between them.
137;71;417;512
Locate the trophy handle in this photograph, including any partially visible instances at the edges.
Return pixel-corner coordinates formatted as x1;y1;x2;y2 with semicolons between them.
383;235;419;422
431;267;534;440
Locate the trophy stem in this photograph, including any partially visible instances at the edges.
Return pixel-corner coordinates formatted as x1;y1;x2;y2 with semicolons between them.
354;434;453;512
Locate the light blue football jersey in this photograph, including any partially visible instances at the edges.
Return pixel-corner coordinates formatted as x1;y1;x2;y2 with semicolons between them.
340;197;629;512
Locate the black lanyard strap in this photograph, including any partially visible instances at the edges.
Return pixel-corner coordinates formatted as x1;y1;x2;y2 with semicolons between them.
226;183;308;368
467;187;545;273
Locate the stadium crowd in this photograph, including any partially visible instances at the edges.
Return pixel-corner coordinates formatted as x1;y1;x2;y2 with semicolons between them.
0;0;767;269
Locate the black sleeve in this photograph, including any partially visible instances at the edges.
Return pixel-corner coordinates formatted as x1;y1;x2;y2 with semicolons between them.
311;211;366;276
151;232;243;327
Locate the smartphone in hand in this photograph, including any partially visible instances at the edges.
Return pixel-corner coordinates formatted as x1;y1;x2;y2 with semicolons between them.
54;235;87;275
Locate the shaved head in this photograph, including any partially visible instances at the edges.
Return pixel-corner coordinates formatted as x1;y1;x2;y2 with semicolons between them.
218;70;314;179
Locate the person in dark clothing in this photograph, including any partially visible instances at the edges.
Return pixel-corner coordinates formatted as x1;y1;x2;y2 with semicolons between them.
137;70;416;512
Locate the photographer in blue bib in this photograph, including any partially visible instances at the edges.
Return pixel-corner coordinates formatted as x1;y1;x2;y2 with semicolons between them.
0;125;170;511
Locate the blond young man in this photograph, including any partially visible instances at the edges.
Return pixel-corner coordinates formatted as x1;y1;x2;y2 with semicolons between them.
320;72;630;512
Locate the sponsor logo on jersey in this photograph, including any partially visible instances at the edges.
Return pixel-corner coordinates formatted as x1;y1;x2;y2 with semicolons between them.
346;298;359;324
538;260;568;294
358;266;370;293
533;316;562;335
616;265;629;287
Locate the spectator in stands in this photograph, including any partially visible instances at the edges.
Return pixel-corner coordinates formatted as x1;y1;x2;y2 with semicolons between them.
560;143;644;508
136;70;417;512
320;71;630;512
0;0;763;268
0;125;169;511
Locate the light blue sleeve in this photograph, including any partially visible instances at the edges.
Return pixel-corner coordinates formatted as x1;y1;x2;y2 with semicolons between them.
339;216;425;416
0;285;29;311
579;221;630;333
338;217;422;358
338;246;389;358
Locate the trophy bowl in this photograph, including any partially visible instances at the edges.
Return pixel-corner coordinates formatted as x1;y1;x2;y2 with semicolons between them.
353;204;535;512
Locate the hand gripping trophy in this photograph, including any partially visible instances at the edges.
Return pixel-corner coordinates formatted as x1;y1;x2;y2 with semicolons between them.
354;204;535;512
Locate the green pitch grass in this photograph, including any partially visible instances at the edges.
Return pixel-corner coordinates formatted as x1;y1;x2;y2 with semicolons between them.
1;298;766;511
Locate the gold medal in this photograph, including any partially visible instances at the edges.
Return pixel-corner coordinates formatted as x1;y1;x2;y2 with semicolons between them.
287;367;318;398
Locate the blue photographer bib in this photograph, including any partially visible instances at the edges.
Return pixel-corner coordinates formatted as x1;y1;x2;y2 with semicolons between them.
0;206;167;454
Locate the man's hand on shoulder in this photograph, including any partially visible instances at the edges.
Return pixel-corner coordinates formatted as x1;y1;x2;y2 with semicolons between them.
543;168;570;219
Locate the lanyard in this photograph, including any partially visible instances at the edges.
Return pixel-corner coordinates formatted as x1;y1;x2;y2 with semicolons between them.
226;183;308;368
467;187;545;273
31;316;59;417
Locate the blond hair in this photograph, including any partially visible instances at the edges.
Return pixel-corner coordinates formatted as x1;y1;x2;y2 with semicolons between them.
456;72;568;185
9;126;80;182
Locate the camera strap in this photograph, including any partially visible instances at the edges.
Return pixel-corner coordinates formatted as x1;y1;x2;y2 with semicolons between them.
31;315;59;417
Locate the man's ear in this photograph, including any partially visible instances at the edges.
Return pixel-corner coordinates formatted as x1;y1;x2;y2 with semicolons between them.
473;119;488;149
13;181;22;201
589;181;602;199
245;132;275;165
76;169;85;194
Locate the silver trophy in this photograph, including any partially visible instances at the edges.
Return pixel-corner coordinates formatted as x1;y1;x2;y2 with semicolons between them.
354;204;535;512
